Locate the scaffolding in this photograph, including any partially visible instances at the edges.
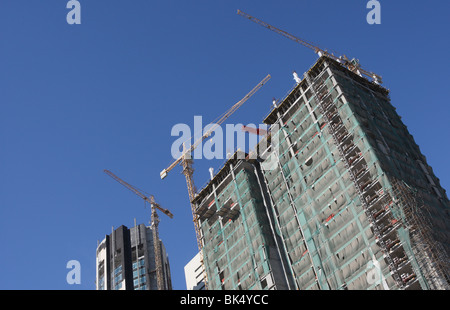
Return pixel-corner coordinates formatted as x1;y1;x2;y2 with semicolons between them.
257;56;450;290
193;55;450;290
259;58;386;289
390;178;450;289
304;58;417;289
192;152;289;290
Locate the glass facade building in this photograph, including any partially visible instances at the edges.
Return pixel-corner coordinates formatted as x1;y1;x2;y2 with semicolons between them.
96;223;172;290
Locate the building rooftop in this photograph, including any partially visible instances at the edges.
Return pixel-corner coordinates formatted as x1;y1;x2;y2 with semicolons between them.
263;56;389;125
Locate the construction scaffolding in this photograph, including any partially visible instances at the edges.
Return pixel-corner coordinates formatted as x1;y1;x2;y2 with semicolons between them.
390;178;450;289
192;152;290;290
258;56;450;289
191;55;450;290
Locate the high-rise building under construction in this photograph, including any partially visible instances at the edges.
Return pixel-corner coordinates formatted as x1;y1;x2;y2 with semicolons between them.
192;153;291;290
192;56;450;290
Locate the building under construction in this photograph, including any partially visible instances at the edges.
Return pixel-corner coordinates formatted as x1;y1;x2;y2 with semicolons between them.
192;55;450;290
192;152;290;289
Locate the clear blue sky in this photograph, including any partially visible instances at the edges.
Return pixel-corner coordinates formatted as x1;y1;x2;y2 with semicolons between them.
0;1;448;290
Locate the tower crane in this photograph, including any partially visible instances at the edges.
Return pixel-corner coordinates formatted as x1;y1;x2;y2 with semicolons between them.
159;75;271;288
104;169;173;290
237;9;382;84
159;74;270;251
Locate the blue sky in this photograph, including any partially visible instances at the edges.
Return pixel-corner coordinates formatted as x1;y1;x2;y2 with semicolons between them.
0;1;448;290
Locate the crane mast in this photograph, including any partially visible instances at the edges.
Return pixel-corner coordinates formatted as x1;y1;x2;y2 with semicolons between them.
149;195;165;290
160;75;271;289
237;9;382;84
160;74;270;251
180;145;200;250
104;169;173;290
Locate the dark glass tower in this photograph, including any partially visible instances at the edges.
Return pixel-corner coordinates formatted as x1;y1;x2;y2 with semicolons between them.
96;223;172;290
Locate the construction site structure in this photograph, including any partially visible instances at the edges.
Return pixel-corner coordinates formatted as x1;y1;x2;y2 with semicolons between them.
160;74;271;250
237;9;382;85
160;75;271;288
192;55;450;290
192;151;292;289
262;55;450;289
103;169;173;290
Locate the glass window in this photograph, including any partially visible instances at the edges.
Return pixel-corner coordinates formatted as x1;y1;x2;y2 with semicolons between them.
114;273;122;283
114;281;123;290
98;276;105;290
133;259;145;270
